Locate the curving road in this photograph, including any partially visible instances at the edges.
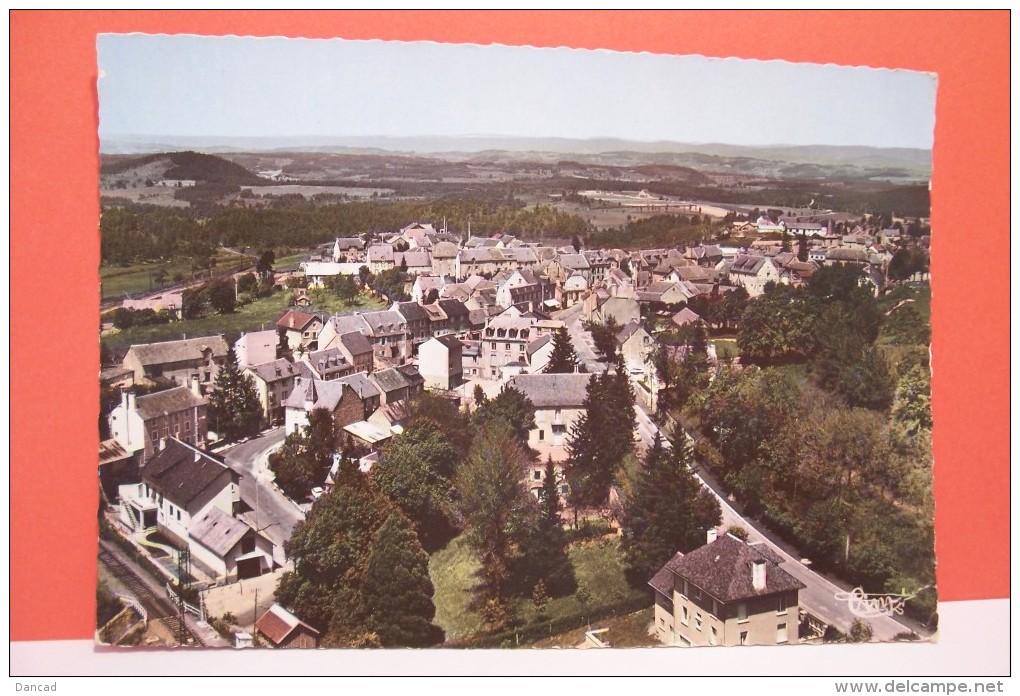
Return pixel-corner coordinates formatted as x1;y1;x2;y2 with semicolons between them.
221;427;304;565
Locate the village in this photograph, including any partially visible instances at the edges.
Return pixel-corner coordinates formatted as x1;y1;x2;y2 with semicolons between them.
96;208;933;650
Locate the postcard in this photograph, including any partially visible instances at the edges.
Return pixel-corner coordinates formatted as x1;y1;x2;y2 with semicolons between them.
95;34;937;651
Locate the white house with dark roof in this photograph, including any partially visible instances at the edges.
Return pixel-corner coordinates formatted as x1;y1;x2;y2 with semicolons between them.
506;372;593;459
276;309;323;351
649;532;805;647
419;335;464;391
725;255;781;297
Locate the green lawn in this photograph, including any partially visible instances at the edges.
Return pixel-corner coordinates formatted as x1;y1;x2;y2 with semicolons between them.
100;289;383;353
100;249;250;299
429;534;486;641
713;338;739;361
429;533;648;643
525;608;656;648
878;282;931;321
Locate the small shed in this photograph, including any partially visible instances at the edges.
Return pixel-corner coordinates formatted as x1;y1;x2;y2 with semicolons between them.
255;604;320;649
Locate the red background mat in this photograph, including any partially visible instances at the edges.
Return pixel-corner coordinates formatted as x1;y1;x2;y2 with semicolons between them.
10;10;1009;642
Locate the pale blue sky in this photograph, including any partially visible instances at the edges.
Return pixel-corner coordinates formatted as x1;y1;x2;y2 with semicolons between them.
97;34;937;150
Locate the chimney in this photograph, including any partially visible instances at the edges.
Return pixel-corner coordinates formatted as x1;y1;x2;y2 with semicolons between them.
191;374;202;398
126;390;136;413
706;528;718;545
121;388;130;412
751;559;767;591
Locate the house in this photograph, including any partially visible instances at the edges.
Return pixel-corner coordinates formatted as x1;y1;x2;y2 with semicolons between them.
725;255;781;297
108;383;208;462
556;273;588;309
391;301;432;348
234;329;280;370
649;532;805;647
587;296;640;327
419;335;464;391
243;358;302;426
332;236;366;261
276;309;323;352
122;335;229;389
284;374;378;437
120;437;274;581
298;347;356;381
671;307;703;329
506;372;593;460
616;320;654;374
481;314;539;379
255;604;321;649
430;242;460;278
366;244;396;274
411;275;448;304
301;261;363;288
369;365;425;405
635;281;693;307
525;334;555;374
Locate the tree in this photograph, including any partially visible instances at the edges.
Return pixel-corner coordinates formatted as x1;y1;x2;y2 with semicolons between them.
256;249;275;280
326;274;360;303
208;279;236;314
236;272;258;296
515;457;576;597
374;420;460;551
544;327;579;374
207;345;263;442
275;472;394;645
111;307;134;330
587;316;620;360
564;365;635;510
268;408;337;501
737;284;819;364
890;365;932;435
473;384;536;445
360;511;445;647
797;232;809;262
456;420;536;602
623;434;721;586
848;619;873;643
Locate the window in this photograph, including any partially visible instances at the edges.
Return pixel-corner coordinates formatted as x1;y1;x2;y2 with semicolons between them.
491;342;496;350
694;613;702;631
680;606;689;626
533;470;542;481
709;626;718;646
505;343;511;351
777;623;788;644
777;595;787;613
538;430;544;441
740;631;749;646
519;344;526;352
737;602;748;621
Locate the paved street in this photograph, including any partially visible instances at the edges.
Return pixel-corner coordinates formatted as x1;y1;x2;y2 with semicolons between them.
221;427;303;563
554;302;605;373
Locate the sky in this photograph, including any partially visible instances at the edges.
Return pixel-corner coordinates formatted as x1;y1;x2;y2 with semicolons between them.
97;34;937;150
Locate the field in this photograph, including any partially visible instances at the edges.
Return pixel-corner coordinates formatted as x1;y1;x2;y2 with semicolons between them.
100;288;384;354
99;249;250;299
429;533;649;644
525;608;656;649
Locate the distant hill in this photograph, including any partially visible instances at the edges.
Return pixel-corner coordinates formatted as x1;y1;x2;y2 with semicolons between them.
101;136;931;182
100;150;259;184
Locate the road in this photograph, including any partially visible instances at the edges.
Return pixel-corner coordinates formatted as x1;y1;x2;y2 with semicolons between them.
221;427;303;563
554;302;606;373
632;401;923;642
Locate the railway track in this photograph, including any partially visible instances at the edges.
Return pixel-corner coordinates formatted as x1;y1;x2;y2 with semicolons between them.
98;542;204;646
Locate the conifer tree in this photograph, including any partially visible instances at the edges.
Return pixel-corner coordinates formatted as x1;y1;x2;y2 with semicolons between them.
622;433;722;586
207;344;263;442
360;511;445;647
516;457;576;596
456;420;535;602
544;327;579;374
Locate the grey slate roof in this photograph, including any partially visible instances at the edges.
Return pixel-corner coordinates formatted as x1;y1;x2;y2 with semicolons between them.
142;438;233;508
649;553;683;595
506;373;593;409
361;310;406;335
394;301;430;323
247;358;299;384
659;534;805;602
127;336;228;367
337;372;380;400
438;298;470;319
337;331;373;357
134;386;206;420
189;506;251;558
